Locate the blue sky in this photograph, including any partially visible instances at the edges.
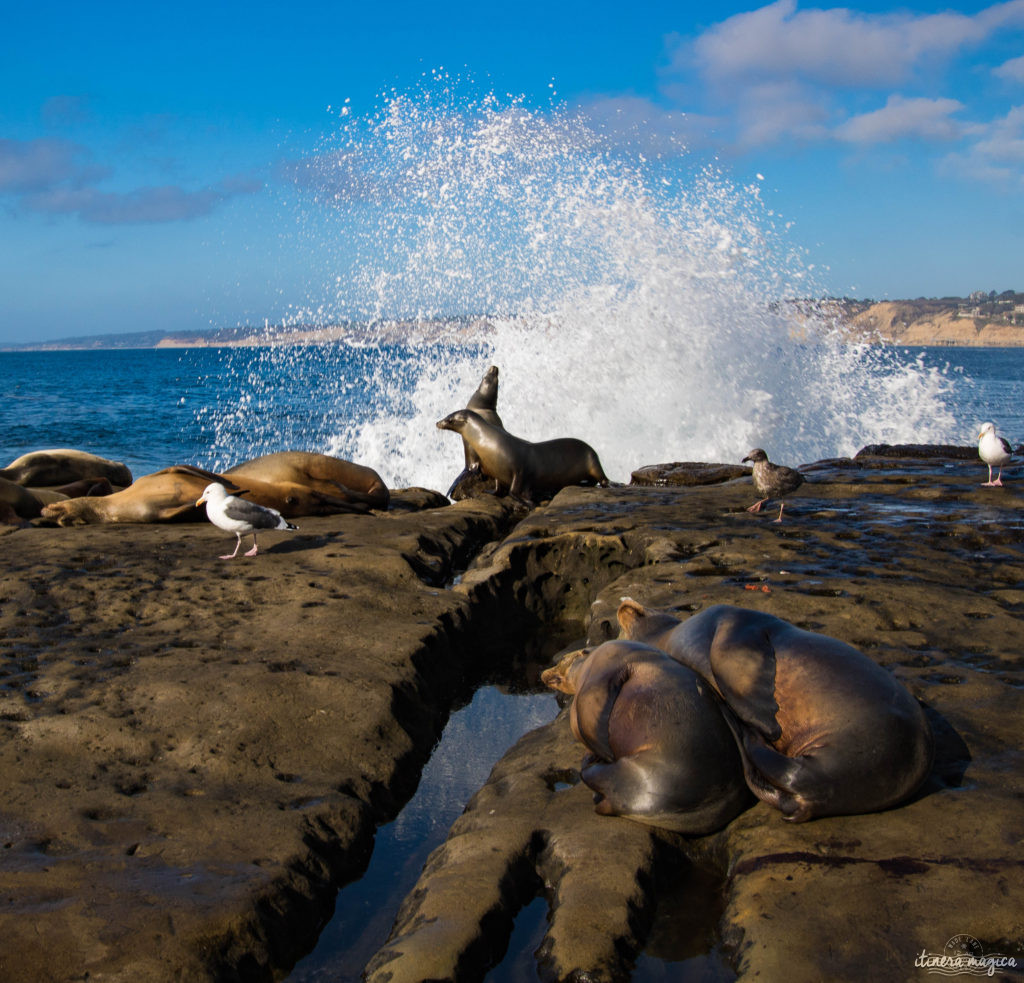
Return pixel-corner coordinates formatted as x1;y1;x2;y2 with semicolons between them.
2;0;1023;344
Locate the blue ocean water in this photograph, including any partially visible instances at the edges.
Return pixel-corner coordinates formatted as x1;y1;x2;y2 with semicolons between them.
2;344;1021;491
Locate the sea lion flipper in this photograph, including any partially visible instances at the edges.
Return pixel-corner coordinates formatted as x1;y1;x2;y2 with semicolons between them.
708;618;782;741
446;465;477;499
732;726;815;822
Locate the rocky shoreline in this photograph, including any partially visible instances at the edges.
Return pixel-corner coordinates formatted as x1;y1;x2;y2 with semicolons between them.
1;448;1022;982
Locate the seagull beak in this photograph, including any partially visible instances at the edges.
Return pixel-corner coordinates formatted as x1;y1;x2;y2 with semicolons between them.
195;495;206;506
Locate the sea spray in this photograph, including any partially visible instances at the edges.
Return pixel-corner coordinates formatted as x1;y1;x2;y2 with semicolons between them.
203;77;959;491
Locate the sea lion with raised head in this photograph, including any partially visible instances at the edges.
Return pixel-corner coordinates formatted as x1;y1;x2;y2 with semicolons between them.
0;449;132;488
463;365;503;464
446;366;506;497
542;639;751;833
616;599;934;822
226;451;389;511
437;409;608;503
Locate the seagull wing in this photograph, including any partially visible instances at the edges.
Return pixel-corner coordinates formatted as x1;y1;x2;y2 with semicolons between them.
222;497;283;529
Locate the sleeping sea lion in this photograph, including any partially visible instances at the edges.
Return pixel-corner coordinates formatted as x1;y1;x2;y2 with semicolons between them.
0;449;132;488
617;599;934;822
436;409;608;504
40;460;379;526
0;476;61;520
226;451;389;512
542;639;751;833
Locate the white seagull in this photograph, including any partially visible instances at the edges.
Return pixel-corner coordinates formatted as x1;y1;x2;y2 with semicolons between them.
196;483;298;559
977;422;1013;487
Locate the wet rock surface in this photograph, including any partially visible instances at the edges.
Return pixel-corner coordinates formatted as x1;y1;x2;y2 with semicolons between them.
1;453;1023;981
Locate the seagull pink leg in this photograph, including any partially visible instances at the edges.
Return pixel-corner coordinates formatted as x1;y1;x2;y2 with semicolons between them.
220;533;243;560
244;535;259;557
747;499;767;513
773;502;785;523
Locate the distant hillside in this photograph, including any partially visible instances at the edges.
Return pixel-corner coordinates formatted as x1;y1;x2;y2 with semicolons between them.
829;290;1024;347
4;294;1023;350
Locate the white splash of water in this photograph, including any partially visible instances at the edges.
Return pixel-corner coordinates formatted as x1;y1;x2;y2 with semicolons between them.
271;77;958;491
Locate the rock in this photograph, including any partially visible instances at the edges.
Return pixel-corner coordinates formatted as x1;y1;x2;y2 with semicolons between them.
630;461;749;486
1;453;1022;981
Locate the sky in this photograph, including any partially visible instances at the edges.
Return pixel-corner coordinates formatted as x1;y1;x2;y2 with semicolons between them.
2;0;1023;344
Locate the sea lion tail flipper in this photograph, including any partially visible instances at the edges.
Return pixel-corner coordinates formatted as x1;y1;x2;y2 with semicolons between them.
580;758;648;817
446;465;477;499
729;721;815;822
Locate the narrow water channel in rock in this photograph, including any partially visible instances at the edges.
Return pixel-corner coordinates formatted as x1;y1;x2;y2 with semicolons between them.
287;680;736;982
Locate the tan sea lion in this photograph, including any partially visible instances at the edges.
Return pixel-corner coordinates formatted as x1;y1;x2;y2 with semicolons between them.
0;449;132;487
40;460;378;526
617;599;934;822
542;639;751;833
436;409;608;503
226;451;389;511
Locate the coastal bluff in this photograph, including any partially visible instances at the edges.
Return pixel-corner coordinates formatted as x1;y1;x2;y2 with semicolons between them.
1;450;1022;982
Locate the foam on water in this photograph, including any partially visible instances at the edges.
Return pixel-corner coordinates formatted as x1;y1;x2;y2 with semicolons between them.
229;76;960;491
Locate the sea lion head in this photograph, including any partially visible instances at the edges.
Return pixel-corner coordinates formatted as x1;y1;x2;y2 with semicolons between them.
436;410;470;432
541;647;590;694
470;365;499;404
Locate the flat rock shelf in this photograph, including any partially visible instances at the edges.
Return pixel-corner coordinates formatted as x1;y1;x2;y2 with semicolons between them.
1;452;1022;982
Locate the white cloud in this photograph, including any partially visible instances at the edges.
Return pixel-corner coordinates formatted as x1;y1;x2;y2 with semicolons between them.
994;54;1024;83
941;106;1024;185
835;95;965;144
732;81;833;148
684;0;994;90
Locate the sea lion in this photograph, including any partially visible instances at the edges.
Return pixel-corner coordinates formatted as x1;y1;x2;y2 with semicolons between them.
0;476;61;520
617;599;934;822
436;409;608;503
226;451;389;512
463;365;503;465
446;366;506;497
542;639;751;833
0;449;132;488
40;460;377;526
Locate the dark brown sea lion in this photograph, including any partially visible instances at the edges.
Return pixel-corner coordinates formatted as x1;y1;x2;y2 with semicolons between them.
436;409;608;503
447;365;506;497
40;459;380;526
617;599;934;822
0;477;58;520
50;476;115;499
542;639;751;833
226;451;389;512
0;449;132;488
463;365;503;464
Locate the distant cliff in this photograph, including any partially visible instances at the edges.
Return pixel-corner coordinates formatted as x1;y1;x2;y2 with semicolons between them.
830;294;1024;347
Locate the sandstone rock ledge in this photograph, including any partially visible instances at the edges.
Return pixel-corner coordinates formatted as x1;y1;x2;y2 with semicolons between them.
1;457;1023;982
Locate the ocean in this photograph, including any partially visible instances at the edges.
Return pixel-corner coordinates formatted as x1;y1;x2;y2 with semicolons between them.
0;343;1021;495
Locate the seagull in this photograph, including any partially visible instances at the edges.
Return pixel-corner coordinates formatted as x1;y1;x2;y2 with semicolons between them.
195;483;297;559
978;421;1013;487
742;448;805;523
